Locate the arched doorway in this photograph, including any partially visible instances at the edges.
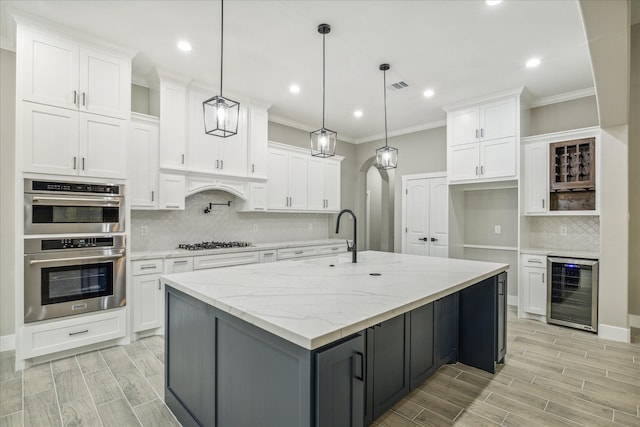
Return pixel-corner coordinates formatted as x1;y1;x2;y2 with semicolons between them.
360;157;395;252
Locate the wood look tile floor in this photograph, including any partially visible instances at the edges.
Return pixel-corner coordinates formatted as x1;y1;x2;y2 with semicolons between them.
0;308;638;426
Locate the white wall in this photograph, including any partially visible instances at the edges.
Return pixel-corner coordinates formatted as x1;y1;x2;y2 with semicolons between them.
0;49;16;342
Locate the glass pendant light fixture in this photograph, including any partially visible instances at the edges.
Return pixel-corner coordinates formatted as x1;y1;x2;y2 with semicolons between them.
203;0;239;138
310;23;337;158
376;63;398;169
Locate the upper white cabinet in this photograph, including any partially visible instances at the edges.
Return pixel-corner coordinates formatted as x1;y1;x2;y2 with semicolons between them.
150;74;188;170
248;106;269;179
22;102;127;178
129;114;159;209
308;157;341;211
187;88;247;177
158;173;186;210
19;25;130;119
267;146;308;210
523;142;548;214
446;93;520;184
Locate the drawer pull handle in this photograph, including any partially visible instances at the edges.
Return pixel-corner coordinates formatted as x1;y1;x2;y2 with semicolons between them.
529;259;542;264
173;260;188;264
294;251;303;255
331;247;339;251
140;265;157;269
69;330;89;336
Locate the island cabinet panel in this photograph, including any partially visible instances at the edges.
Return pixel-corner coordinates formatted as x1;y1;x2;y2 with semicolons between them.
409;302;436;390
316;334;365;427
434;293;459;367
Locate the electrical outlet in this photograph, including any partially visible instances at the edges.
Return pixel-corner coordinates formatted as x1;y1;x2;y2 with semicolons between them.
140;225;148;236
494;225;501;234
252;224;258;232
560;225;568;236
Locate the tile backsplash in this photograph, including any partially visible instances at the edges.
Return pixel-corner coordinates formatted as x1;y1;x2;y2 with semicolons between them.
527;216;600;252
131;190;331;251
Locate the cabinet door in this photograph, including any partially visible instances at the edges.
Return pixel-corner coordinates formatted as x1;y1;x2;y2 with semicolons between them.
159;82;187;169
522;266;546;315
79;113;127;179
267;149;289;209
20;28;79;109
448;143;479;182
449;107;479;146
428;177;449;257
218;105;247;177
79;47;130;118
480;137;516;180
159;173;185;210
315;333;364;427
524;142;548;214
370;315;410;420
307;157;325;210
435;293;458;367
187;89;220;173
409;303;435;390
22;102;79;175
133;275;163;332
288;152;308;210
324;159;341;211
129;119;159;208
248;106;268;178
480;97;516;141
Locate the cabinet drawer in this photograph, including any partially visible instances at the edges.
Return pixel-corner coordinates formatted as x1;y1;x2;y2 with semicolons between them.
194;251;260;270
521;254;547;268
165;257;194;274
260;250;277;263
277;247;318;260
23;309;126;358
132;259;163;275
316;244;347;256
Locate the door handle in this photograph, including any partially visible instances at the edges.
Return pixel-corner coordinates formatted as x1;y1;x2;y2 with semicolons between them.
30;254;124;264
216;160;220;169
475;129;479;139
220;160;223;169
353;351;364;381
418;237;428;241
82;92;86;107
430;237;438;242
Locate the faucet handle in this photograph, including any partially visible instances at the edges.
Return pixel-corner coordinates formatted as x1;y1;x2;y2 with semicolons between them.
346;239;355;250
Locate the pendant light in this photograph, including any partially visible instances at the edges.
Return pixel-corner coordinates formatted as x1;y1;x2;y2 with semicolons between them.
376;63;398;169
310;23;337;158
203;0;239;138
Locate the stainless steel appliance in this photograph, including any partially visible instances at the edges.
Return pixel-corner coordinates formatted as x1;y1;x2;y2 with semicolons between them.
24;236;126;323
547;257;598;332
24;179;124;234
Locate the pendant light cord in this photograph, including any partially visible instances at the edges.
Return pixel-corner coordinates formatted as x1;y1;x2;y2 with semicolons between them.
383;68;388;148
322;31;326;129
220;0;224;97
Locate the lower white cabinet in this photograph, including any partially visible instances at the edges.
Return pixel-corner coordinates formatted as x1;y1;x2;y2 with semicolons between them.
165;257;194;273
260;250;277;263
22;309;126;358
520;254;547;316
194;251;260;270
132;259;165;332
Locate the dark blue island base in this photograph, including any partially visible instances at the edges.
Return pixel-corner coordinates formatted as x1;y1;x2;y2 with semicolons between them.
164;272;506;427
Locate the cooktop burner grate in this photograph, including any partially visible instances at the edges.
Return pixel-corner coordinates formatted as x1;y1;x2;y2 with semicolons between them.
177;241;254;251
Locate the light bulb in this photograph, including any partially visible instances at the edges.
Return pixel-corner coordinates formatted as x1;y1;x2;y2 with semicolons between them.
216;100;228;123
383;150;390;161
319;132;328;149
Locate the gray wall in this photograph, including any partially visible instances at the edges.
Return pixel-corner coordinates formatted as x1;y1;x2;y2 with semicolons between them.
629;23;640;319
464;189;518;248
527;96;599;136
0;49;16;339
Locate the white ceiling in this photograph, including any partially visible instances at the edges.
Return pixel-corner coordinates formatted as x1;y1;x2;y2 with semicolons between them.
1;0;595;143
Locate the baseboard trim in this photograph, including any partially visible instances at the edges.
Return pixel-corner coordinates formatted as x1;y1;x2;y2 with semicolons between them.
598;323;630;343
629;314;640;329
507;295;518;307
0;334;16;352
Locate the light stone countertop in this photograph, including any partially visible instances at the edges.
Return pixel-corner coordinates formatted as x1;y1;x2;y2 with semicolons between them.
161;250;509;350
130;239;347;260
520;248;600;259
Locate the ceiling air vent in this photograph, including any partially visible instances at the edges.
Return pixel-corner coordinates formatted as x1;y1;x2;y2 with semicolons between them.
388;81;409;91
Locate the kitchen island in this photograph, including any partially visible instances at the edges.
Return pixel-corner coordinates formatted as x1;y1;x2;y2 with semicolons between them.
161;251;508;427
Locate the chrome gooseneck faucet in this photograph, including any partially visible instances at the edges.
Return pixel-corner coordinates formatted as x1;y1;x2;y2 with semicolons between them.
335;209;357;263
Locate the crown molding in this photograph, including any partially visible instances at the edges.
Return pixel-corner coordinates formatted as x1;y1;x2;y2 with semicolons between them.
530;87;596;108
268;114;357;144
353;120;447;144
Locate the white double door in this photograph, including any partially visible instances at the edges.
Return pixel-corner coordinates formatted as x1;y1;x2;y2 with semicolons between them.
403;176;448;257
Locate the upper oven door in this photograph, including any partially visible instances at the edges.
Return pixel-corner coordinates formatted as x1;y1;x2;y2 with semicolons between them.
24;194;124;234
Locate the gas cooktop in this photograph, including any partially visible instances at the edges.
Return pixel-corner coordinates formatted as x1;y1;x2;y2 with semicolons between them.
177;241;254;251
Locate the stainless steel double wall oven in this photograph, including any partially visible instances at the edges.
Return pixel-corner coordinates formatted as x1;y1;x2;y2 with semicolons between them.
24;179;126;323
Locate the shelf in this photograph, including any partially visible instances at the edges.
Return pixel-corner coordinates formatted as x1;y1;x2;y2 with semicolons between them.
463;244;518;252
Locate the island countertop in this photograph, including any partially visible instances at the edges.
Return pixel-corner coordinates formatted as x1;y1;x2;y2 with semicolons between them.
161;251;508;350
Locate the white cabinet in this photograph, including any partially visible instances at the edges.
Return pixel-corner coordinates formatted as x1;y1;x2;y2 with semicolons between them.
267;147;308;210
22;102;127;178
187;88;247;177
446;95;519;184
193;251;260;270
19;25;130;119
165;257;194;274
308;157;341;211
523;142;548;214
259;250;277;263
129;114;159;209
158;173;185;210
248;106;269;179
520;254;547;316
239;182;268;212
132;259;164;333
154;76;188;169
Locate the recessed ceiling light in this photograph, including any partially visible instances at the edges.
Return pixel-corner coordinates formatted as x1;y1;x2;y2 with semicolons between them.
177;40;192;52
486;0;503;5
289;84;300;94
526;57;541;68
423;89;435;98
354;110;363;118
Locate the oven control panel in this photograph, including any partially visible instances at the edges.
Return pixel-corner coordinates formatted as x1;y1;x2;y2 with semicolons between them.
41;237;115;250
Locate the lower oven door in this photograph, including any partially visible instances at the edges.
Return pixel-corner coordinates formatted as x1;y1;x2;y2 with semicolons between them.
24;248;126;323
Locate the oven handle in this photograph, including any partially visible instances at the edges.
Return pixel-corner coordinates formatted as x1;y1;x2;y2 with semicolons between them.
29;254;124;265
31;197;121;207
